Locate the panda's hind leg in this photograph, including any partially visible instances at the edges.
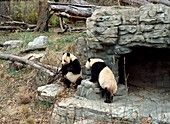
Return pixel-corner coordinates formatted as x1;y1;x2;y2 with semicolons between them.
64;78;71;88
104;88;112;103
100;87;105;98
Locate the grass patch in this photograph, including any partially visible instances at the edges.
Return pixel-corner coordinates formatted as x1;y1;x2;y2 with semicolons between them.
6;68;29;79
34;99;53;110
0;29;85;53
55;32;85;51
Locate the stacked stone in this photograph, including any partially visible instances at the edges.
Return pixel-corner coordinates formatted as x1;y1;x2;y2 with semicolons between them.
86;4;170;79
75;80;102;100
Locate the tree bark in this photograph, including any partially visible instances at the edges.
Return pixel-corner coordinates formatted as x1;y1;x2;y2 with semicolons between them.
50;4;95;17
34;0;50;32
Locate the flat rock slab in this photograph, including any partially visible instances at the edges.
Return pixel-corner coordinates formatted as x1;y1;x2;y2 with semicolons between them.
51;87;170;124
37;83;64;103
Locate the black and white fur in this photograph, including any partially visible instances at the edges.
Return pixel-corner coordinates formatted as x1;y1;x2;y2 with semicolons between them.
85;58;117;103
60;53;82;88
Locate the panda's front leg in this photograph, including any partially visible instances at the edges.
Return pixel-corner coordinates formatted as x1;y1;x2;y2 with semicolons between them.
64;78;71;88
89;71;98;83
74;77;82;89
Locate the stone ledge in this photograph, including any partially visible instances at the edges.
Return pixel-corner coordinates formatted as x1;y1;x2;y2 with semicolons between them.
51;87;170;124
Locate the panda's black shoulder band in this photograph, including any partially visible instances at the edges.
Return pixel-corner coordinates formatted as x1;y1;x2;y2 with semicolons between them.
67;53;70;56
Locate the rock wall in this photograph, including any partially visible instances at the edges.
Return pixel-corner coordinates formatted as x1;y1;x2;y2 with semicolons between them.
86;4;170;81
50;4;170;124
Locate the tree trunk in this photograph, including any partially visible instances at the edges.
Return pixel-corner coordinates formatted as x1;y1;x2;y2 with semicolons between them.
34;0;50;32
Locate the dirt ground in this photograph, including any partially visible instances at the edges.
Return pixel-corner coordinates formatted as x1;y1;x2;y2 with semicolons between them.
0;28;80;124
0;65;48;123
0;60;78;124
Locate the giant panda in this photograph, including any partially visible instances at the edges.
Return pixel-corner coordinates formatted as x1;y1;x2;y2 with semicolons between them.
60;52;82;88
85;58;117;103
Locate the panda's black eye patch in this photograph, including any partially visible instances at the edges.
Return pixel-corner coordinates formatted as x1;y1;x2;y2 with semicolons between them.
64;60;66;62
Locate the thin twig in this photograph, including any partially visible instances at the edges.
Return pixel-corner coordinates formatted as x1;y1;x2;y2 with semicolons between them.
124;57;129;95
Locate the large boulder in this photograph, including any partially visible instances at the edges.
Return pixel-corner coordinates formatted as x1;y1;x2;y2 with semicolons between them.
28;36;48;48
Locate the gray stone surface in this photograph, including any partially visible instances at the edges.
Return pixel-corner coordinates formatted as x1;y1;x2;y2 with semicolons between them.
37;83;64;103
86;3;170;87
3;40;23;49
51;4;170;124
51;87;170;124
28;36;48;48
75;80;101;100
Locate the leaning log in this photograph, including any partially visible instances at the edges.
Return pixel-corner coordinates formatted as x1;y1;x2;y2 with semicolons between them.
0;54;55;76
56;12;86;32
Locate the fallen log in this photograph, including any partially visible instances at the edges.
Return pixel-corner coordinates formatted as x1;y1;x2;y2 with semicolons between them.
48;1;99;8
50;4;94;17
0;26;23;31
0;54;55;76
0;21;37;31
0;14;13;21
49;1;100;17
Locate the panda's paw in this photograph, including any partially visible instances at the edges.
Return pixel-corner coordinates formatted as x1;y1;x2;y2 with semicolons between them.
65;84;71;88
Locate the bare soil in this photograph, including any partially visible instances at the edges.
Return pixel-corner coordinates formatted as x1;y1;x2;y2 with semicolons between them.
0;28;78;124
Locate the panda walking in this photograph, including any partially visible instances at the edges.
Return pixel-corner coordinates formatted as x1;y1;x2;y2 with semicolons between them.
85;58;117;103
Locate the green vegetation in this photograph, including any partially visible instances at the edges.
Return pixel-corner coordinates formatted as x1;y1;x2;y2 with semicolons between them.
0;31;53;44
49;15;60;27
58;32;85;44
34;99;53;109
0;30;85;51
11;0;38;24
6;68;29;78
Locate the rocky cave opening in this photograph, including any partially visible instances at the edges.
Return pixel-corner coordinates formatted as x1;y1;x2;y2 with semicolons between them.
119;47;170;88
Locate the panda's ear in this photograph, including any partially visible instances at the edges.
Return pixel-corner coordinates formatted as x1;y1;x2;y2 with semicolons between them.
63;53;65;55
88;58;90;62
67;53;70;56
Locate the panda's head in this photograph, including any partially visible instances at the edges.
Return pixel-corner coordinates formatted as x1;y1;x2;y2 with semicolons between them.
61;53;77;65
85;58;104;69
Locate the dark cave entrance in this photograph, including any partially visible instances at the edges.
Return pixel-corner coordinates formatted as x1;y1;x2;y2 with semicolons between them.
119;47;170;88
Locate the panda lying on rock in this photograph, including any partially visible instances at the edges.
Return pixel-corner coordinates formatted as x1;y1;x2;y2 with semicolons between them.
85;58;118;103
60;53;83;88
